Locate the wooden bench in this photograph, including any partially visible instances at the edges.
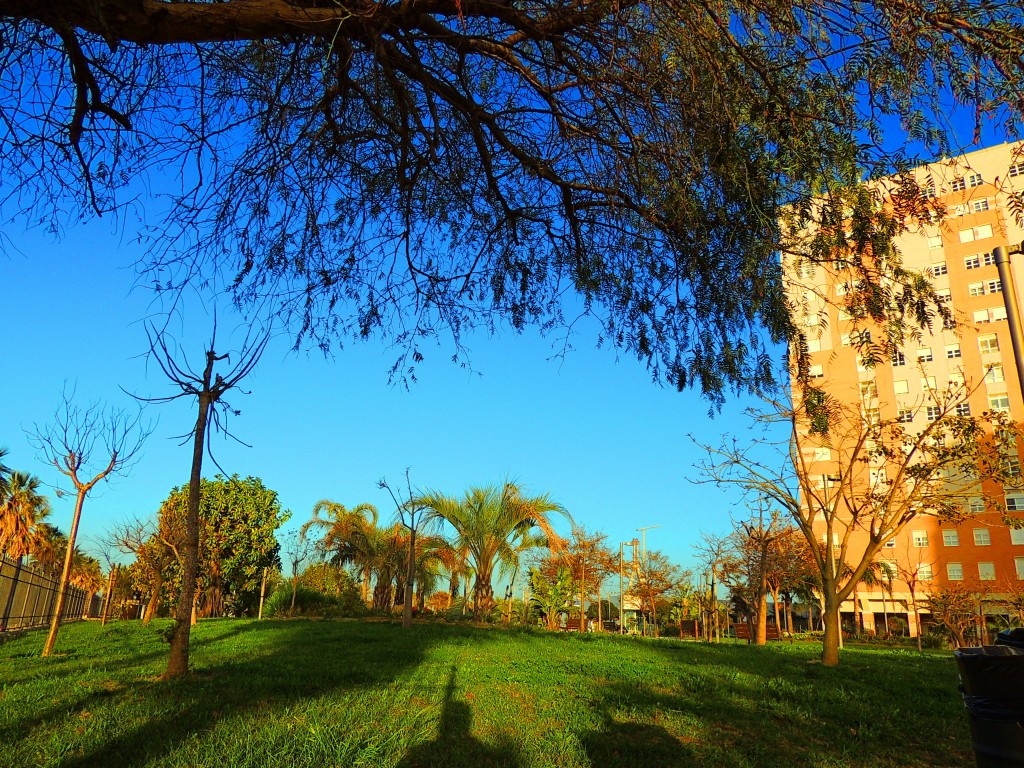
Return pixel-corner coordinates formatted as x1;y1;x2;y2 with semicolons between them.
563;618;588;632
734;623;780;641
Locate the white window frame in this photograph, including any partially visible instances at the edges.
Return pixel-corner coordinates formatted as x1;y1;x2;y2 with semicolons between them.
974;528;992;546
942;529;960;546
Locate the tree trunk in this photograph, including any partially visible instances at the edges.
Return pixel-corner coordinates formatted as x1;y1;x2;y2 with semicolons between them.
853;582;861;635
473;575;494;621
42;488;87;657
771;588;782;635
403;526;416;629
164;391;211;679
755;589;768;646
101;565;117;626
821;592;842;666
289;571;300;616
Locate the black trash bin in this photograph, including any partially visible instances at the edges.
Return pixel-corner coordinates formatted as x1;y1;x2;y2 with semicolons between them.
997;628;1024;649
955;644;1024;768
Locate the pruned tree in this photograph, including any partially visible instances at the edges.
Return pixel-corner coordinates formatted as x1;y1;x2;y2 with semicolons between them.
695;380;1022;666
718;505;782;646
7;4;1024;403
382;470;432;629
141;323;268;678
31;390;148;657
281;527;314;617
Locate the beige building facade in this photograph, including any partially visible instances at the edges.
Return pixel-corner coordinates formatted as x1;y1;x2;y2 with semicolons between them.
791;141;1024;636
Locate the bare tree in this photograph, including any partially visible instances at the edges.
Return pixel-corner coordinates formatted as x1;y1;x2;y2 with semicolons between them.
31;390;148;657
382;470;432;630
141;322;268;679
282;526;314;617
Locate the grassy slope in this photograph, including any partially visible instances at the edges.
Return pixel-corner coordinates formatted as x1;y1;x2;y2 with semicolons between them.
0;620;971;768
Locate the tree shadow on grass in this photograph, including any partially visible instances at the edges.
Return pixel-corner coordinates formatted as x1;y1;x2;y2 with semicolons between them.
580;717;695;768
398;666;522;768
44;620;444;768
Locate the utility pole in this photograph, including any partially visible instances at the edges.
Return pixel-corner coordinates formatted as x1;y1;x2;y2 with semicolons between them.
636;526;660;636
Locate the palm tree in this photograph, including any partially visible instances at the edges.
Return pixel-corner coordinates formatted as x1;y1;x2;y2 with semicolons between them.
0;471;52;559
301;500;379;604
418;483;570;620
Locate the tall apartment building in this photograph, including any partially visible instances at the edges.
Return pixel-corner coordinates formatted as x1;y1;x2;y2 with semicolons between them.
790;141;1024;636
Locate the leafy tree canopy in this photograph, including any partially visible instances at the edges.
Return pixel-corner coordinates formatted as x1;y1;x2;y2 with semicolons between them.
156;474;288;616
4;2;1024;399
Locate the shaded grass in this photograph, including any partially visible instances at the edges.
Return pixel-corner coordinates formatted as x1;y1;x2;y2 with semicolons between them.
0;620;972;767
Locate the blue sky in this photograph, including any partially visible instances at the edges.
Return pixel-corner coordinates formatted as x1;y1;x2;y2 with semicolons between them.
1;215;776;573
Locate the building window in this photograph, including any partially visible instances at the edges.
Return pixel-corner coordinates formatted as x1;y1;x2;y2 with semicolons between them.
956;403;971;416
979;334;1000;354
883;539;896;549
1016;557;1024;580
975;309;992;324
979;562;996;581
840;333;852;347
1011;529;1024;545
859;381;878;399
961;224;994;242
944;315;957;331
835;282;848;296
912;530;929;547
863;407;880;424
1005;456;1022;479
950;372;965;386
918;564;933;581
894;379;910;394
812;447;832;461
917;347;933;362
945;344;961;359
926;406;941;421
943;530;960;546
965;255;981;269
993;306;1008;321
921;376;937;390
928;235;943;250
983;251;996;266
968;172;984;187
990;396;1011;413
974;199;990;213
969;498;986;513
952;178;966;192
969;282;985;296
891;351;906;366
948;562;964;580
897;409;914;424
930;262;948;276
798;263;817;279
986;364;1005;384
989;279;1003;294
1010;163;1024;178
954;203;970;217
974;528;992;546
936;289;951;303
809;364;824;378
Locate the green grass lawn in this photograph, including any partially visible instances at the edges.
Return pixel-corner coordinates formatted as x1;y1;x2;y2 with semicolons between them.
0;619;972;767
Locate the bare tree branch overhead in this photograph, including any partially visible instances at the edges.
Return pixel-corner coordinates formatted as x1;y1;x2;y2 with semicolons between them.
3;1;1024;399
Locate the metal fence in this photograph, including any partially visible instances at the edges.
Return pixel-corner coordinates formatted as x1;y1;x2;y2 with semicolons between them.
0;554;100;633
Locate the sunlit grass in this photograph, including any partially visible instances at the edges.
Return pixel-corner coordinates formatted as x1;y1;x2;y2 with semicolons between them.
0;619;971;767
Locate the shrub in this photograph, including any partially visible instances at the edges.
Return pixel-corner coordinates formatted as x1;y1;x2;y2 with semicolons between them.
264;584;365;618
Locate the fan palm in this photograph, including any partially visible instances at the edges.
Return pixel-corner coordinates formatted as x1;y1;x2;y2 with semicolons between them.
0;471;51;559
418;483;569;620
301;500;379;604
